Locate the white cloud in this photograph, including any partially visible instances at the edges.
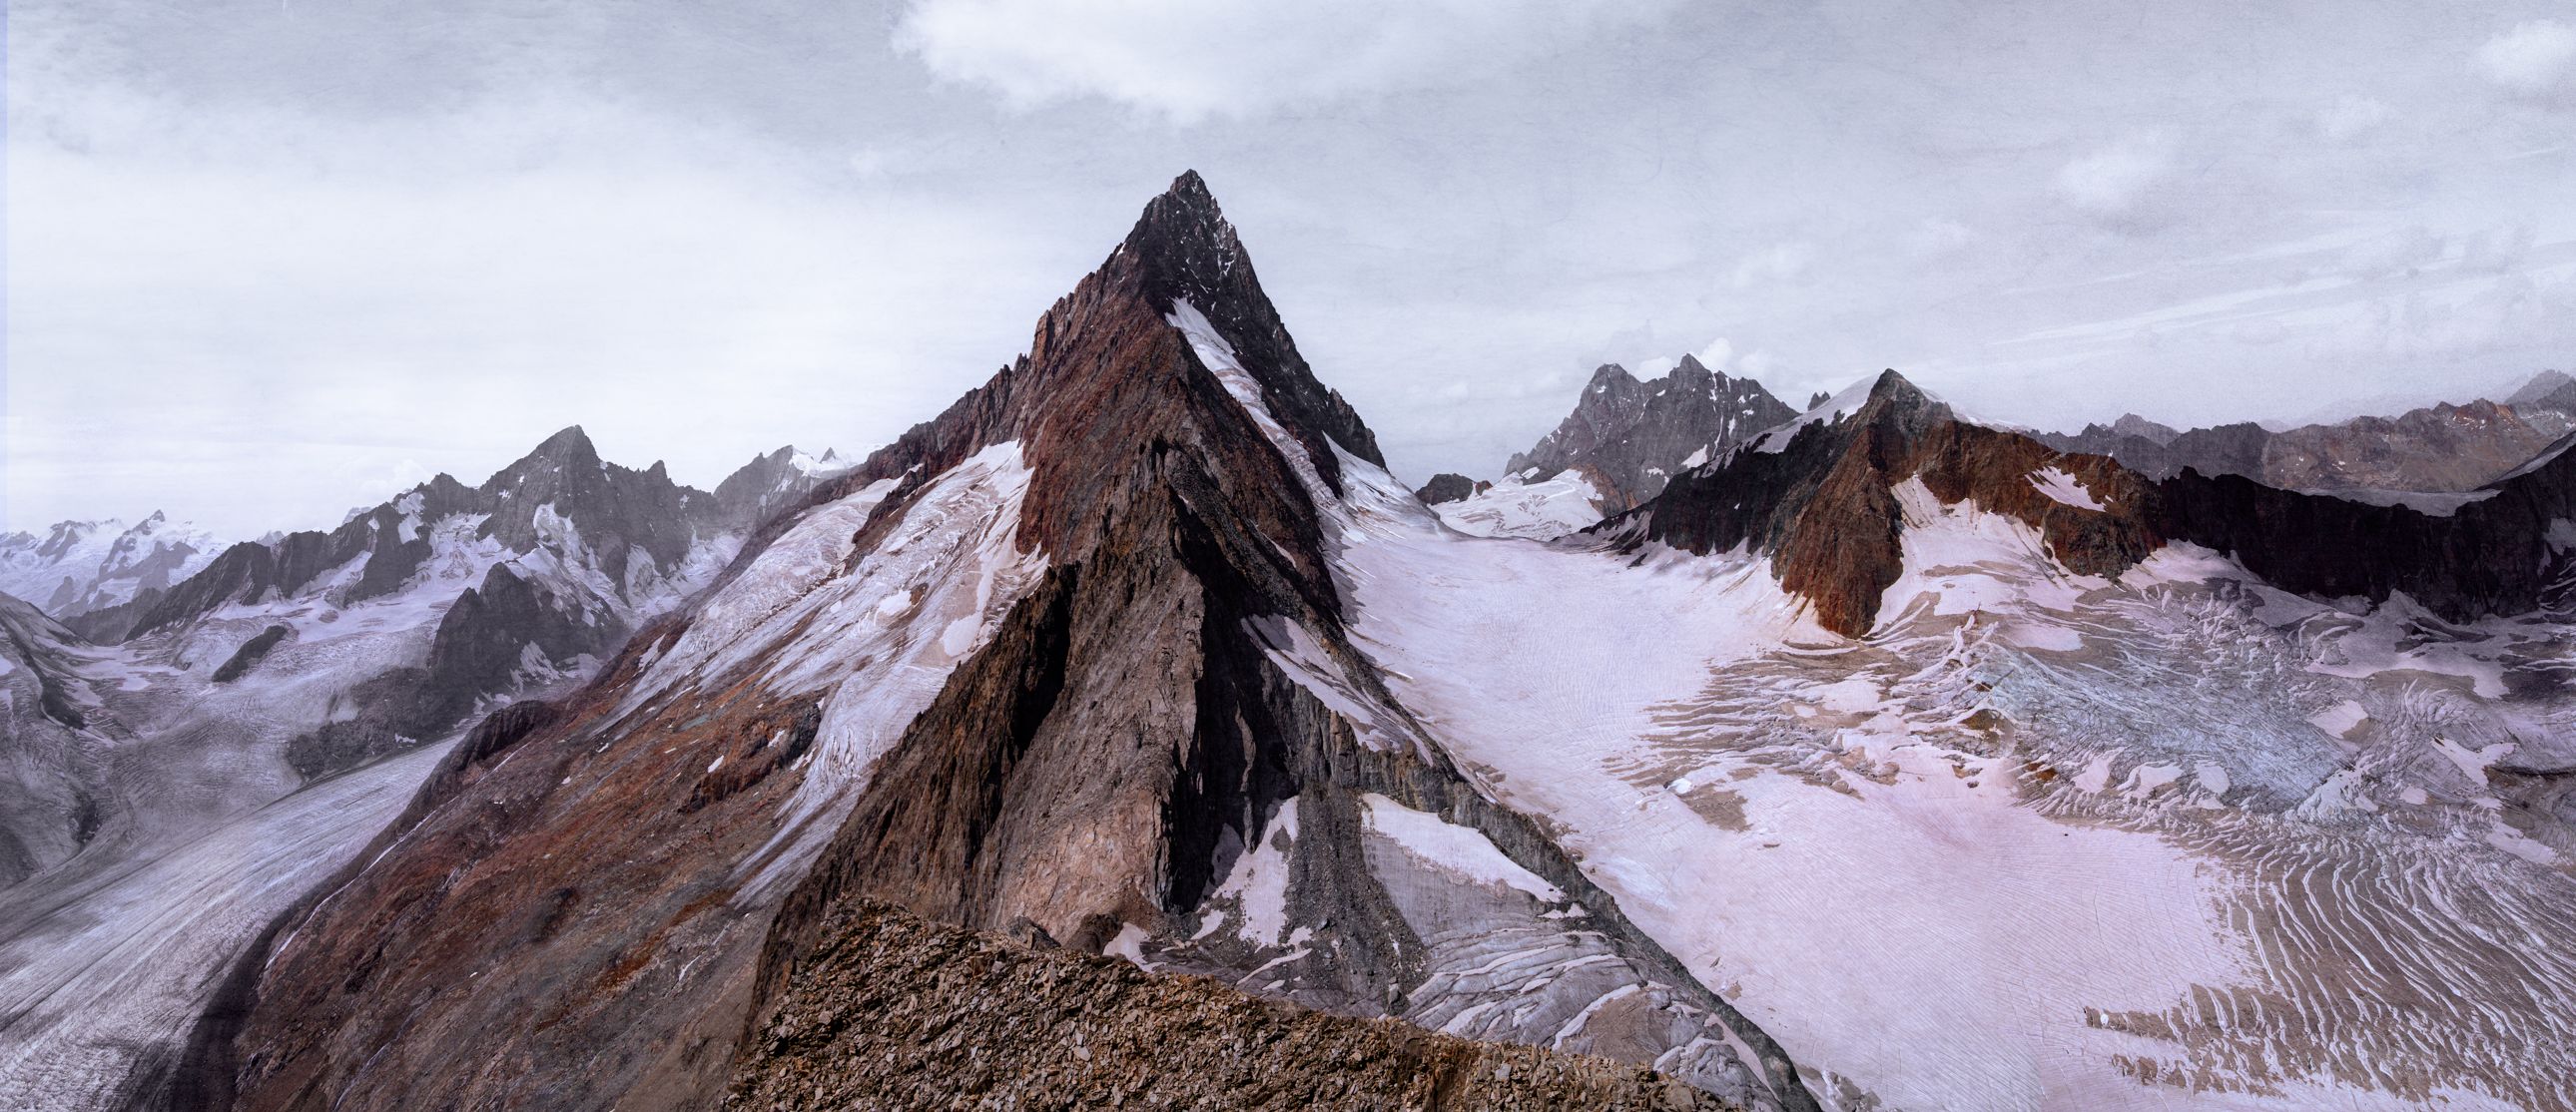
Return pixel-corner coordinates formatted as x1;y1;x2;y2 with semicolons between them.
1694;336;1736;369
2315;94;2392;141
355;459;436;504
1729;242;1814;289
2477;20;2576;94
896;0;1675;121
2055;132;2176;216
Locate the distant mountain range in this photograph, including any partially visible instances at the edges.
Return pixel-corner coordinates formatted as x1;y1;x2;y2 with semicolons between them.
0;513;226;622
2034;368;2576;494
1423;354;2574;543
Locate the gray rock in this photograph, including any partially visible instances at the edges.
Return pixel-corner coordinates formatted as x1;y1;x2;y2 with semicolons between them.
1506;356;1796;508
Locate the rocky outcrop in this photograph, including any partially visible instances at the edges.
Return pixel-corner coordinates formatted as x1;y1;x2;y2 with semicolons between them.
2151;430;2576;620
1616;370;2162;636
404;563;617;736
1413;472;1487;505
732;898;1735;1111
219;173;1815;1112
1624;370;2576;638
1507;357;1795;508
210;626;291;683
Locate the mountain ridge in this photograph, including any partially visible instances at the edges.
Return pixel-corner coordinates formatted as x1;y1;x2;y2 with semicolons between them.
1614;366;2576;637
217;172;1813;1112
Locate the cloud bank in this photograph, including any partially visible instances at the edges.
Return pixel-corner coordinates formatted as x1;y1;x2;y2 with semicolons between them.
897;0;1675;121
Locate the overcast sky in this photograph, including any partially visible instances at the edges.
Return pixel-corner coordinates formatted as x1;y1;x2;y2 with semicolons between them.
7;0;2573;535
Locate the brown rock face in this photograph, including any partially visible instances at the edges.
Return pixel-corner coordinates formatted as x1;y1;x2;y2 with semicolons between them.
731;899;1736;1112
1624;369;2576;638
1617;370;2162;637
218;173;1819;1112
1413;472;1488;504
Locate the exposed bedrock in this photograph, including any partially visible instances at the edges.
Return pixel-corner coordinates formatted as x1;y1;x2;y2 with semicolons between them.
1623;370;2576;636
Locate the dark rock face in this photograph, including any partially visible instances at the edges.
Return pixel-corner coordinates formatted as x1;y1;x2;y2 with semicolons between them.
405;564;617;738
2151;432;2576;620
279;669;429;781
472;427;706;588
2167;422;2273;481
279;560;629;782
1119;171;1386;487
221;173;1816;1112
1626;370;2576;638
1412;472;1487;504
734;899;1735;1112
1507;357;1796;508
1618;371;2163;637
210;626;291;683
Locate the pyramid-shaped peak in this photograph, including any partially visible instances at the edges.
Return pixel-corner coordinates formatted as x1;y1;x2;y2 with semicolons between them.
480;425;603;494
1854;369;1957;430
1113;170;1261;312
1124;171;1235;255
531;424;596;456
1165;169;1216;207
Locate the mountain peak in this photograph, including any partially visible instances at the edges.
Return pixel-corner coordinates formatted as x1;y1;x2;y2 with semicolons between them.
1503;356;1795;506
1116;170;1249;309
529;424;597;460
1090;172;1385;472
2108;413;2183;445
1165;168;1216;208
2507;368;2576;409
1588;362;1638;388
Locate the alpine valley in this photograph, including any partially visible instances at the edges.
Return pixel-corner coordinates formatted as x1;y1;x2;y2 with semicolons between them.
5;175;2573;1112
